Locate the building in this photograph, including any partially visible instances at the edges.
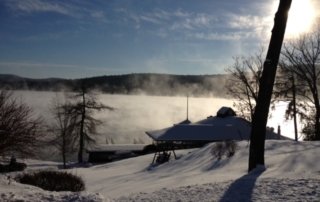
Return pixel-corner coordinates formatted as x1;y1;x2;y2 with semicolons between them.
146;107;290;163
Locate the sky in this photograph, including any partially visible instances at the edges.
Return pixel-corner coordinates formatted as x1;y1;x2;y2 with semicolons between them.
0;0;319;79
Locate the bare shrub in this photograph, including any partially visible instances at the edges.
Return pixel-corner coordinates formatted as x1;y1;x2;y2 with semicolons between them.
16;170;85;192
211;141;237;160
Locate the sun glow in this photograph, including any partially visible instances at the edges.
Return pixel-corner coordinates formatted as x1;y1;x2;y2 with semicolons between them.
285;0;317;37
270;0;317;38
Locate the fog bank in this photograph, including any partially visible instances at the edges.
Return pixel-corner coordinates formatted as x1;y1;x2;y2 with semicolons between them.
11;91;297;161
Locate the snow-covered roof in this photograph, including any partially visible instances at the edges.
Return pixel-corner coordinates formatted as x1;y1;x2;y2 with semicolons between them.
146;107;289;142
146;123;248;141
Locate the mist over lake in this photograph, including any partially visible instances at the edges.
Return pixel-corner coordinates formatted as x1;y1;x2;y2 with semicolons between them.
12;90;296;160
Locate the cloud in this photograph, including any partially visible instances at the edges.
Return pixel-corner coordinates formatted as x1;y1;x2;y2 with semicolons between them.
142;9;185;23
173;9;190;18
140;15;163;24
218;13;273;41
127;7;272;42
152;9;172;20
5;0;108;23
228;15;263;29
118;8;220;40
189;32;244;41
117;8;205;30
115;6;266;43
171;13;216;30
5;0;74;16
130;9;172;26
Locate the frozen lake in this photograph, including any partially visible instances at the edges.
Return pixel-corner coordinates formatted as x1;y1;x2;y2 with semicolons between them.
13;91;297;145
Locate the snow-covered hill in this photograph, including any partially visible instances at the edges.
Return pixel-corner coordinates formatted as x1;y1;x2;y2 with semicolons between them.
1;140;320;201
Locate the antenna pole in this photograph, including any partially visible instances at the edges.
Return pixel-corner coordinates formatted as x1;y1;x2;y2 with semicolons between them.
187;95;189;120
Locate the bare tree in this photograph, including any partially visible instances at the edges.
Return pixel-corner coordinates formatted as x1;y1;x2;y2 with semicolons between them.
0;90;43;157
49;97;78;168
281;24;320;140
72;81;114;163
226;49;264;121
274;62;309;141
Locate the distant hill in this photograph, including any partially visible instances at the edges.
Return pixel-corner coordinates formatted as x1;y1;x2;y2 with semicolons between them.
0;73;229;97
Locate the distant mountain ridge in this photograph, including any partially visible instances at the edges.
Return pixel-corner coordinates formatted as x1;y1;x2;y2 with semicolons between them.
0;73;229;97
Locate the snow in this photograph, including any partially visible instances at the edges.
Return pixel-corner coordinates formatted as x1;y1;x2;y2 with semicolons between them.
1;140;320;201
116;178;320;202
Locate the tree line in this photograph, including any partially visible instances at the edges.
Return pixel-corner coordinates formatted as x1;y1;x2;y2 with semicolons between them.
0;73;228;97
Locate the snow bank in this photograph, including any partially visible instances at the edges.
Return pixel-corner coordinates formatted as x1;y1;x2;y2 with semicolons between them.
1;140;320;201
79;140;320;199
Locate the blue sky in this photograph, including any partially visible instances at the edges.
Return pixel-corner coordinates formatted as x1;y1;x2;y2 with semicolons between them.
0;0;319;79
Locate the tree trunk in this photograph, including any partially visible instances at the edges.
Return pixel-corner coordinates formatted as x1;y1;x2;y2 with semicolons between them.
310;64;320;140
248;0;292;172
62;132;67;169
245;85;254;121
78;88;86;163
313;92;320;140
291;76;298;141
62;148;66;169
315;110;320;140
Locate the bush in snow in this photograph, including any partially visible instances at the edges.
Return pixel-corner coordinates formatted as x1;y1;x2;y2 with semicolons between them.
211;141;237;160
16;170;85;192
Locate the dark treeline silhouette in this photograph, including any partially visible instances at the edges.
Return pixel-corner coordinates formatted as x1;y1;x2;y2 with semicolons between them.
0;73;228;97
0;74;75;91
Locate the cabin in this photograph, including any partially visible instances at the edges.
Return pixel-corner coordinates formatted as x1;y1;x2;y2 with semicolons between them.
86;144;156;163
146;107;287;143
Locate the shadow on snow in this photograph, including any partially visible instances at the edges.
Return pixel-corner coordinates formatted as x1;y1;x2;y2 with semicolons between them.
219;167;265;202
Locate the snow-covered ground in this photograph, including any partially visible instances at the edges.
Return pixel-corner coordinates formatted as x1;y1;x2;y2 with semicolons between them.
1;140;319;201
